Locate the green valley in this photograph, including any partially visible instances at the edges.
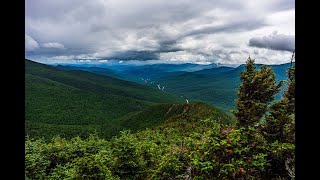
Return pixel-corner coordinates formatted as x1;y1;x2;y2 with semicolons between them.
25;57;295;179
25;59;183;140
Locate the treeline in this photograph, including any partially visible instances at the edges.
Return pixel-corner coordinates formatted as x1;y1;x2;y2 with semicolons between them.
25;56;295;179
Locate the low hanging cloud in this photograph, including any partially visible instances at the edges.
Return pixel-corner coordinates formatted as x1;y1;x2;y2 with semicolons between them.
249;31;295;52
25;34;39;51
42;42;65;49
105;50;160;61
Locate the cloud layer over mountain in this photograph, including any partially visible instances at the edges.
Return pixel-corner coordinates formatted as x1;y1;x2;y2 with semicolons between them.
26;0;295;64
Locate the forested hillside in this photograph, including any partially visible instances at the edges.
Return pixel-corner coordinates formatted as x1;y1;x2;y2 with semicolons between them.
26;57;295;179
55;62;293;111
156;63;293;111
25;59;182;140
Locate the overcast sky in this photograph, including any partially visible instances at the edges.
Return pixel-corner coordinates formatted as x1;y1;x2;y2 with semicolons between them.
25;0;295;65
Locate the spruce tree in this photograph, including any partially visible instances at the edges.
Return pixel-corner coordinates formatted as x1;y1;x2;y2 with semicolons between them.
284;65;295;144
284;66;295;114
263;98;292;143
284;50;295;114
234;56;283;127
264;52;295;143
283;51;295;144
263;52;295;179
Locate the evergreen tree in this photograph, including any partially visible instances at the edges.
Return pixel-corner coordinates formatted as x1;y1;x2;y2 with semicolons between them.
263;51;295;143
284;65;295;144
284;66;295;114
234;56;283;127
262;52;295;179
263;98;292;143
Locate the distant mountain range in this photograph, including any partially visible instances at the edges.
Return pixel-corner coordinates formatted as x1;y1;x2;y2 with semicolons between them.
55;61;294;111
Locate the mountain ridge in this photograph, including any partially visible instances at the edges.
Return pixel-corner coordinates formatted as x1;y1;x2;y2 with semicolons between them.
25;59;190;140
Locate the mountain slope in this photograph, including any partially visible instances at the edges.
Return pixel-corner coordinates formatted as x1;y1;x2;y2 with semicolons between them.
54;63;217;84
27;60;180;103
54;64;237;103
25;59;183;140
117;102;234;133
25;101;235;179
54;62;292;112
156;63;293;111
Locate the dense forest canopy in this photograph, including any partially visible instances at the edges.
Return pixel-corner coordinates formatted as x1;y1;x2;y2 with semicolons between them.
25;55;295;179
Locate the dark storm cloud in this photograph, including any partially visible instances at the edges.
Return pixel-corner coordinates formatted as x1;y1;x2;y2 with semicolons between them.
103;46;184;61
249;32;295;51
100;39;184;61
156;40;183;53
185;19;266;37
105;51;160;61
